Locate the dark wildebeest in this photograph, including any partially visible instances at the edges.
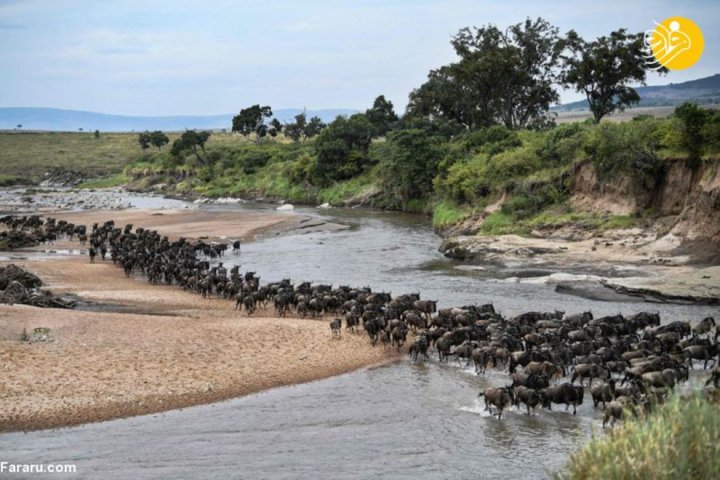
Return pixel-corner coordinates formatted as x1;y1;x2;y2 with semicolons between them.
512;372;550;390
571;363;610;386
540;383;585;415
89;247;96;263
330;318;342;339
590;379;616;409
232;239;241;253
478;386;515;420
684;344;718;370
413;300;437;319
602;397;637;428
692;316;715;337
705;366;720;388
409;335;429;363
514;385;542;415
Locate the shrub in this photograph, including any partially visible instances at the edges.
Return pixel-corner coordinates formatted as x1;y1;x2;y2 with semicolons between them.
556;393;720;480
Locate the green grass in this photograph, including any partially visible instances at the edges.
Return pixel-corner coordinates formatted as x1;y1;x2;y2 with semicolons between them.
478;211;530;235
527;209;639;231
556;393;720;480
76;173;131;189
0;131;287;182
432;200;472;228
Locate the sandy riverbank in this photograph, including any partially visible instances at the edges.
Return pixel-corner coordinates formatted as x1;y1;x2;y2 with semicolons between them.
0;208;395;432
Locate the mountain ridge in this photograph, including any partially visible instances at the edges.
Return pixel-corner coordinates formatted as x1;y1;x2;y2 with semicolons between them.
0;107;359;132
554;73;720;111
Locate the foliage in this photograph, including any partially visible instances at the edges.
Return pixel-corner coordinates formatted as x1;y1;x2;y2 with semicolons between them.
284;112;326;143
365;95;399;137
377;129;446;207
561;29;662;123
231;105;273;141
674;102;710;166
150;131;169;151
138;131;151;150
583;120;664;189
171;130;212;165
432;200;472;228
407;17;562;129
313;114;376;185
556;393;720;480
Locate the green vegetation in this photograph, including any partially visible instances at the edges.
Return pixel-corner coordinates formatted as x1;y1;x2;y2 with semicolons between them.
2;17;719;241
556;393;720;480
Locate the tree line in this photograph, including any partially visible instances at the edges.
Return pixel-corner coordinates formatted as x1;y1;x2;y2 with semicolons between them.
134;17;716;211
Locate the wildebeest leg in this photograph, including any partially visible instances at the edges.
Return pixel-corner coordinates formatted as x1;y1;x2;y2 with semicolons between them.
572;402;577;415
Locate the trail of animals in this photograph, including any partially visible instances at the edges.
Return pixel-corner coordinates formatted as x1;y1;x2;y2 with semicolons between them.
2;213;719;427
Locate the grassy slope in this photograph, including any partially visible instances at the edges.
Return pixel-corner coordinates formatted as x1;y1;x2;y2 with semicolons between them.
0;131;291;183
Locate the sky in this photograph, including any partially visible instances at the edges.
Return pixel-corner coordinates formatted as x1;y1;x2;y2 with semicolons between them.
0;0;718;116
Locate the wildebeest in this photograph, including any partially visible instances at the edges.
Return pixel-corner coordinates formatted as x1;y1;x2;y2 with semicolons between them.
478;386;515;419
330;318;342;339
514;385;542;415
692;316;715;337
602;397;637;428
540;383;585;415
590;379;616;409
571;363;610;386
409;334;429;363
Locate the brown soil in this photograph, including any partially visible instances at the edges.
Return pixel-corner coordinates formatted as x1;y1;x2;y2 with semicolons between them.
0;209;397;432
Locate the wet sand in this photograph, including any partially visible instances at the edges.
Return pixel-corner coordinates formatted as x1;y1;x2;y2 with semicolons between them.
0;209;395;432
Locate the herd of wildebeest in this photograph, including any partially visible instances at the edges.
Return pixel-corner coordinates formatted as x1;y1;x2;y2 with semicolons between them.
2;213;719;426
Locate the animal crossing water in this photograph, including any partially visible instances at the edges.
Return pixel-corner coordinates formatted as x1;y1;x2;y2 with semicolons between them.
0;195;716;479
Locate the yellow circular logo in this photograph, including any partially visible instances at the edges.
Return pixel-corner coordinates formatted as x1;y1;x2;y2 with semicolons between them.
644;17;704;70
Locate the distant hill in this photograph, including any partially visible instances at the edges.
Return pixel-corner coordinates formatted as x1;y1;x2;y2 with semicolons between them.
0;107;359;132
555;73;720;111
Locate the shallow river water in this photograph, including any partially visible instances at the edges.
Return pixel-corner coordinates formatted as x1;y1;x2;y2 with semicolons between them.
1;195;717;479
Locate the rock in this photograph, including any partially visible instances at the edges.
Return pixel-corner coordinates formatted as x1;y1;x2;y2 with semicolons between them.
317;203;331;209
276;204;294;211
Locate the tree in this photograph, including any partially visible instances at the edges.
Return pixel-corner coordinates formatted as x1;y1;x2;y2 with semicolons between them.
379;129;445;205
94;129;100;139
171;130;211;164
674;102;709;166
313;114;376;184
231;105;273;141
284;112;325;143
407;17;562;130
305;116;325;139
365;95;398;136
138;132;151;151
270;118;283;133
150;131;169;151
561;29;664;123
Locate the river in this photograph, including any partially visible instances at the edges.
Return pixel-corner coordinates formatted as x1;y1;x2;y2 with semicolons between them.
1;193;717;479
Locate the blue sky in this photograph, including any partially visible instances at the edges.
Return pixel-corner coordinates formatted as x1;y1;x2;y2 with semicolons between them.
0;0;718;115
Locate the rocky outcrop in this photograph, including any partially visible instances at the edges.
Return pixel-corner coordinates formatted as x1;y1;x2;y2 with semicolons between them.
0;264;76;309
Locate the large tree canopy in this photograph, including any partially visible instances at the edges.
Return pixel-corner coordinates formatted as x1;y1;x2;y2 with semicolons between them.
365;95;399;136
407;17;562;130
171;130;211;164
232;105;273;140
560;29;661;123
313;114;376;184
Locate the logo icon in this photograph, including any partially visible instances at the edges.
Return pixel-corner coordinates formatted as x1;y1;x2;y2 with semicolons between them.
643;17;704;71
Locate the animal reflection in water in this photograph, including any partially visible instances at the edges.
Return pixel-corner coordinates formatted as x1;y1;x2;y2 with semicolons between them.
2;213;718;427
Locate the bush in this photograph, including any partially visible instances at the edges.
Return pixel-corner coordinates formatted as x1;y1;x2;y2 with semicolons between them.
556;393;720;480
583;121;663;189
